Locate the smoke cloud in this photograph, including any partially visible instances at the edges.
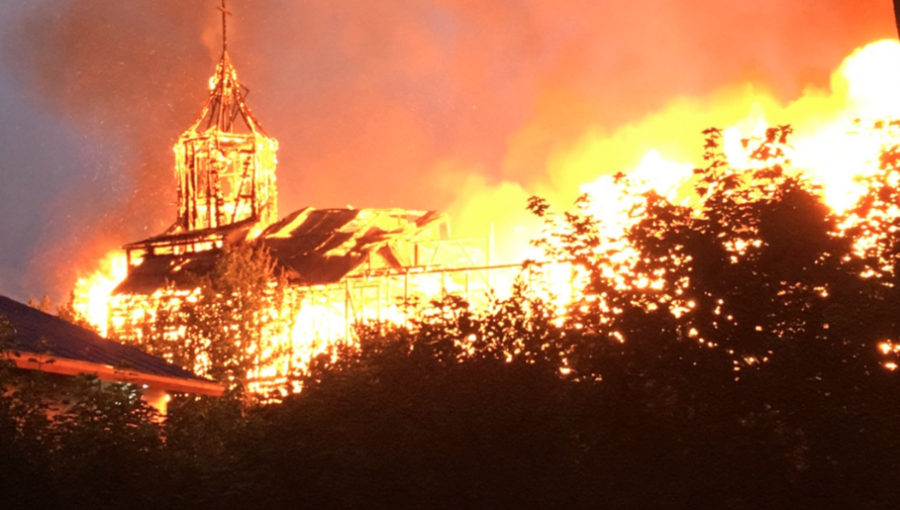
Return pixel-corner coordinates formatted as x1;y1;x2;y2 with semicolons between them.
0;0;894;301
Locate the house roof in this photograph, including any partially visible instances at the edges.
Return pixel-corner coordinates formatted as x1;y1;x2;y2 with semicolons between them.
0;295;223;396
115;207;448;295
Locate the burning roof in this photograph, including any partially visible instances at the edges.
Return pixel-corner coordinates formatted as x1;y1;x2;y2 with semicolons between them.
263;207;449;284
116;207;449;295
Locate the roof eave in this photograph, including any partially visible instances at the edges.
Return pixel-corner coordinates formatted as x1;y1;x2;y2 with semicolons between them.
4;352;225;397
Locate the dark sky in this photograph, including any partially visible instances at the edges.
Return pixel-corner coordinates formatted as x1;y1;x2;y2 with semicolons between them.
0;0;895;303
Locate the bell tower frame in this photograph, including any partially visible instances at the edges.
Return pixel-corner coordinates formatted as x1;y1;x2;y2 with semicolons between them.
174;0;278;232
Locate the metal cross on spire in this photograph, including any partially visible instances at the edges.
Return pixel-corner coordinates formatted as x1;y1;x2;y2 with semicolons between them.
217;0;232;54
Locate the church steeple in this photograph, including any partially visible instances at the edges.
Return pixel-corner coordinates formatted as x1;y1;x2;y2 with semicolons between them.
173;0;278;232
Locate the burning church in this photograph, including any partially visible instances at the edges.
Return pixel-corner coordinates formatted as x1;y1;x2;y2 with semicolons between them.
51;0;900;398
102;3;502;395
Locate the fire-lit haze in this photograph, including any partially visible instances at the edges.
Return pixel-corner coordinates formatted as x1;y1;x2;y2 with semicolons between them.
0;0;896;304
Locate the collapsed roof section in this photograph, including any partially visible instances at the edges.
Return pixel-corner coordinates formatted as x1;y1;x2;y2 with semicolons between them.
116;208;449;295
175;51;278;233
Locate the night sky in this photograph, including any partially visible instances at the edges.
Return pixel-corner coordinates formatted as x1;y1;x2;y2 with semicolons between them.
0;0;894;303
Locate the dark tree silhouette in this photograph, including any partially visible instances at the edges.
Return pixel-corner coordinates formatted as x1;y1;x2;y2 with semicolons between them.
526;124;900;508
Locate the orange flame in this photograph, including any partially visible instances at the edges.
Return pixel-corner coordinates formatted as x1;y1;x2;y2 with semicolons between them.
71;251;128;337
70;38;900;387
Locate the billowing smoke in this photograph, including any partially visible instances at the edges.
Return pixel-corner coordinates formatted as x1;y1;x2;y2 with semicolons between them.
0;0;894;301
